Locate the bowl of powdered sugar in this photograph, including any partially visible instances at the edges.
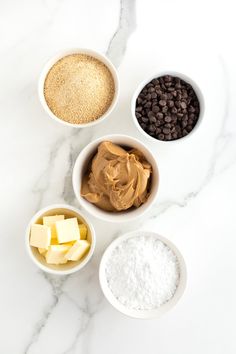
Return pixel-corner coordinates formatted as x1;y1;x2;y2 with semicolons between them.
99;231;186;319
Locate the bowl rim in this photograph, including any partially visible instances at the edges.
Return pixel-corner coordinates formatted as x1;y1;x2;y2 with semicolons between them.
25;203;96;275
38;48;120;128
72;134;160;223
99;230;187;319
131;70;205;144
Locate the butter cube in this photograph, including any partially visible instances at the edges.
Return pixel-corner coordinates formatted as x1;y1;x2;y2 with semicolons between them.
38;248;47;255
30;224;51;249
43;215;65;239
50;237;59;245
79;224;87;240
55;217;80;244
65;240;90;261
46;244;71;264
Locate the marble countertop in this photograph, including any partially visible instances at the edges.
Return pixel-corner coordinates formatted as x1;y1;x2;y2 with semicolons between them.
1;0;236;353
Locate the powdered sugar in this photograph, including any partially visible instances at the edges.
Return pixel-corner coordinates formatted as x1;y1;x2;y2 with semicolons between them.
105;235;180;310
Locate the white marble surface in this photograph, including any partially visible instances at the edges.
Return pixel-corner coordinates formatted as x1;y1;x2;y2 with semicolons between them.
1;0;236;353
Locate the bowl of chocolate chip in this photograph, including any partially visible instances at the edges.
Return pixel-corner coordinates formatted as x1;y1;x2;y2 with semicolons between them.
72;134;159;223
131;71;204;142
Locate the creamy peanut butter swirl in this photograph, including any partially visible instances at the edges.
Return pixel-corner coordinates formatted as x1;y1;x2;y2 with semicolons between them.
81;141;152;211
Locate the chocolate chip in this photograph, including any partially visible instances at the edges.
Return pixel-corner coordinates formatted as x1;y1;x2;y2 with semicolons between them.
175;101;180;108
164;116;172;123
172;132;178;139
147;111;155;119
165;134;172;140
164;123;172;129
161;94;168;100
148;87;155;93
152;105;159;113
182;121;188;128
171;107;178;114
156;89;162;96
188;106;195;113
149;116;157;124
189;113;195;120
152;79;159;85
168;100;174;108
163;128;170;134
188;118;193;125
151;93;157;99
162;106;168;113
148;124;156;132
158;133;165;140
159;100;167;107
186;125;193;132
157;112;163;119
164;75;172;82
144;102;152;108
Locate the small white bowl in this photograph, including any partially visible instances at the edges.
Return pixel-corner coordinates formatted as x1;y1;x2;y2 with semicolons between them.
72;134;159;223
25;204;96;275
38;48;119;128
99;231;187;319
131;71;205;143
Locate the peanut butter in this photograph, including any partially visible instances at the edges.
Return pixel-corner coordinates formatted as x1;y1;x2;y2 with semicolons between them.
81;141;152;211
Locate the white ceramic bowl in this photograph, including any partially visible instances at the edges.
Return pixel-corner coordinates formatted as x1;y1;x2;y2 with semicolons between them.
99;230;187;319
25;204;96;275
38;48;119;128
131;71;205;143
72;134;159;223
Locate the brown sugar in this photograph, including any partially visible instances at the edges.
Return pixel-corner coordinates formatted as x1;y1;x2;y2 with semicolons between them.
44;54;115;124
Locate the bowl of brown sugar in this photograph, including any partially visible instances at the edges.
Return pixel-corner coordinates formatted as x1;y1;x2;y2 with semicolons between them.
39;49;119;127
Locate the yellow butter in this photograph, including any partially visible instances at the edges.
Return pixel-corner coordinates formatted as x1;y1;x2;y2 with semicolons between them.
79;224;87;240
65;240;90;261
43;215;65;239
55;217;80;244
46;244;71;264
38;248;47;255
30;224;51;249
50;237;59;245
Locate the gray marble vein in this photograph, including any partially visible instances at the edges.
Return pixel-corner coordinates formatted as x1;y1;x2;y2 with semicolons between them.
24;1;138;351
61;292;104;354
32;134;67;211
27;127;95;351
145;55;235;221
24;273;68;354
61;129;95;204
106;0;136;67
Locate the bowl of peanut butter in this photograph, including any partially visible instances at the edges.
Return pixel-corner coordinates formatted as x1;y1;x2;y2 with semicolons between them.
72;134;159;223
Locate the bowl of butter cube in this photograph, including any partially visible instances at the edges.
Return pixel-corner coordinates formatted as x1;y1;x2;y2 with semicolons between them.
25;204;96;274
